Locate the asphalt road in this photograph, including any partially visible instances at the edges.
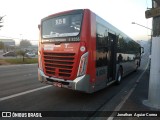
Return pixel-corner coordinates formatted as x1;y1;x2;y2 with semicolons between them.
0;50;149;120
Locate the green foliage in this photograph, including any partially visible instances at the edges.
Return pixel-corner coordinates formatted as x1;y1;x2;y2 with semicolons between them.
16;50;26;62
19;40;32;47
5;58;38;64
16;50;26;56
0;41;4;49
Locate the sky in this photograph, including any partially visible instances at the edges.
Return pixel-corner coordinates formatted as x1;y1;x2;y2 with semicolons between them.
0;0;152;45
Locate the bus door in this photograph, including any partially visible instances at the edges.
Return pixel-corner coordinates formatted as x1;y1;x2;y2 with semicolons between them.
108;33;117;82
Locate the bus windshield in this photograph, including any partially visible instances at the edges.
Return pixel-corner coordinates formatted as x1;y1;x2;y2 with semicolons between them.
42;13;83;39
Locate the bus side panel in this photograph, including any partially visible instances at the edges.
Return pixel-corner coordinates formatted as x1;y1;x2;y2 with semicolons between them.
81;10;96;92
94;16;109;92
81;9;90;42
88;11;96;84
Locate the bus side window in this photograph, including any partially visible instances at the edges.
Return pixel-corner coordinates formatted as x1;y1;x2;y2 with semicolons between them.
117;35;123;53
96;23;108;68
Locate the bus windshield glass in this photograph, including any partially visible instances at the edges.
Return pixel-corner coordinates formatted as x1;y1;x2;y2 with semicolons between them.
42;13;83;39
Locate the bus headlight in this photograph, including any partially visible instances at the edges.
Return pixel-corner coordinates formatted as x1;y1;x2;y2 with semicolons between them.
77;52;88;77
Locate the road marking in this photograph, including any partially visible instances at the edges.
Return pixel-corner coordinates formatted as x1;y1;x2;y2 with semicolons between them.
107;62;148;120
0;85;52;102
24;74;33;77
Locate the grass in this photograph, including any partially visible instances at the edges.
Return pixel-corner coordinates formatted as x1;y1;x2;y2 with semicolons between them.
0;58;38;65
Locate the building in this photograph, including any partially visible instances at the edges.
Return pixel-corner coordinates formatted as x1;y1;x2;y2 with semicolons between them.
0;39;15;52
0;39;15;46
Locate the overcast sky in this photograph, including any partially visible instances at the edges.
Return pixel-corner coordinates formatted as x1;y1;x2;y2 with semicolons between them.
0;0;152;45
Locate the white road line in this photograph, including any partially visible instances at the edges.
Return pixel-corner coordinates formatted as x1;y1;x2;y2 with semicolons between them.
107;62;148;120
0;85;52;102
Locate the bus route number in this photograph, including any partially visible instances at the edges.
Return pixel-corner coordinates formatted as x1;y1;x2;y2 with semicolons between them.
55;18;66;25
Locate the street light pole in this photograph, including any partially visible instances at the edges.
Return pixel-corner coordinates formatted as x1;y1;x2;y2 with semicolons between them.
131;21;152;57
132;22;152;30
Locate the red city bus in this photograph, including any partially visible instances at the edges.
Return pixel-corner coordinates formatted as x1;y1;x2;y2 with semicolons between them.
38;9;143;93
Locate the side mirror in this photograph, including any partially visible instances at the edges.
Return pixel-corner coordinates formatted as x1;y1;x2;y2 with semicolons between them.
38;24;40;30
141;47;144;54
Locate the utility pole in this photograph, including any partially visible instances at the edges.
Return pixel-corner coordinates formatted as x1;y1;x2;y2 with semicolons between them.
143;0;160;109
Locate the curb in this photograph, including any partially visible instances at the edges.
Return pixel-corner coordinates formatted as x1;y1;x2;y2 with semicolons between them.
0;63;38;68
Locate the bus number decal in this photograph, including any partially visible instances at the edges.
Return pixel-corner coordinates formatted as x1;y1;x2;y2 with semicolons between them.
55;18;66;25
67;37;80;42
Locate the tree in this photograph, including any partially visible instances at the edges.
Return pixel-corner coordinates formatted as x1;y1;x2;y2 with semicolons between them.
19;40;32;47
0;16;5;30
0;41;4;49
16;49;26;62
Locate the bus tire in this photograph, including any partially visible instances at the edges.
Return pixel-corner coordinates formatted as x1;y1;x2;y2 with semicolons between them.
116;68;123;85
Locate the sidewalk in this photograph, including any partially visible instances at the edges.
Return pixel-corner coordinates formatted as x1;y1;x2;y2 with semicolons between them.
118;68;150;111
112;68;160;120
91;66;160;120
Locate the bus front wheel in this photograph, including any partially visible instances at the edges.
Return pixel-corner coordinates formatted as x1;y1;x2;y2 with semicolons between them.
116;68;123;85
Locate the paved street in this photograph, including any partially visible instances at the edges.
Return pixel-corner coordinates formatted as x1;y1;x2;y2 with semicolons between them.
0;51;150;120
0;64;44;98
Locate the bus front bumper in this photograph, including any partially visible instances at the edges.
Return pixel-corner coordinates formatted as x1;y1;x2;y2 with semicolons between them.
38;69;93;93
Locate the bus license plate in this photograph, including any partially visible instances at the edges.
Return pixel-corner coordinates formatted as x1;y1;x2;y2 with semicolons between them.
53;82;62;88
